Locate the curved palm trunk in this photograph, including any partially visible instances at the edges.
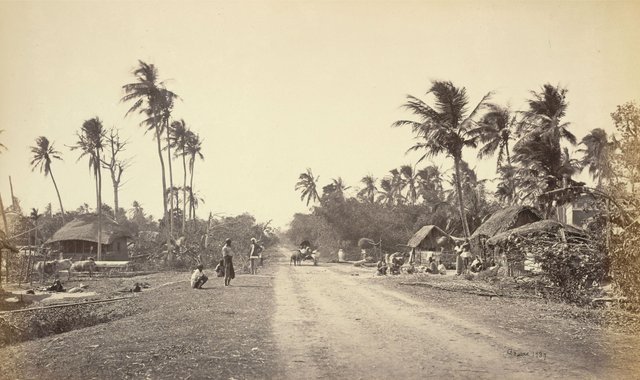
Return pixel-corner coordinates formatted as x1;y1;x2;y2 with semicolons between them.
182;148;187;235
154;126;170;260
49;167;65;223
504;143;516;205
165;123;175;245
96;149;103;261
454;156;471;238
189;160;195;220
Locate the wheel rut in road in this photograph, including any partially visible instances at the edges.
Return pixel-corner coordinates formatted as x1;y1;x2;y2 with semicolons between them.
271;247;593;380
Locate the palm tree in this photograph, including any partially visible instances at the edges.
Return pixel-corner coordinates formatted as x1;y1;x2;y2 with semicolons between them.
474;104;516;168
388;168;406;206
29;136;65;223
157;89;178;238
513;84;577;213
184;131;204;221
170;119;190;234
322;177;350;201
392;81;492;237
357;175;377;203
122;61;174;249
71;117;105;260
295;168;320;206
578;128;615;189
376;178;394;205
416;165;444;207
399;165;420;205
494;165;518;205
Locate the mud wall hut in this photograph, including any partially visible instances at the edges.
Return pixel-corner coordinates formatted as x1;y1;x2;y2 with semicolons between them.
485;219;588;275
46;214;132;261
406;225;455;264
469;205;542;258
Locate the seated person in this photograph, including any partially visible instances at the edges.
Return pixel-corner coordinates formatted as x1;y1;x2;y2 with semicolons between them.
470;255;484;273
190;264;208;289
428;258;438;274
214;260;225;277
388;252;406;275
376;259;388;275
438;262;447;275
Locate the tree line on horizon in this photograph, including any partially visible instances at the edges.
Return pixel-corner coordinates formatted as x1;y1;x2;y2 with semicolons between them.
0;61;272;266
288;81;639;265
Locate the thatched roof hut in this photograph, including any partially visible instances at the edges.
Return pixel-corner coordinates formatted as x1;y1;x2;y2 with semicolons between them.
471;206;542;239
485;219;587;247
47;214;132;260
406;225;454;250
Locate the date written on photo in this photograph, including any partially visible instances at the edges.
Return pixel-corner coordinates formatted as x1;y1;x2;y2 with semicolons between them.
506;349;547;360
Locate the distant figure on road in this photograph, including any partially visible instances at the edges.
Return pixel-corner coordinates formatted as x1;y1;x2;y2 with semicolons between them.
455;243;464;275
191;264;208;289
222;238;235;286
249;238;264;274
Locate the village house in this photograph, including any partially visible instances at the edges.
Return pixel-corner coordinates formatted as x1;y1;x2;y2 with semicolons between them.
46;214;132;261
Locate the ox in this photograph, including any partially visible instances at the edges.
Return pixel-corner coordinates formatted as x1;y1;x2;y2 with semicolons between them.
33;260;58;283
71;258;97;278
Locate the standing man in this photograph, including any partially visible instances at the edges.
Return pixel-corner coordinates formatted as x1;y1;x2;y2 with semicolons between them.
222;238;235;286
248;238;263;274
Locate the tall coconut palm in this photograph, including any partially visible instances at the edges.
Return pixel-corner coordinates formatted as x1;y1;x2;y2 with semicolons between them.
184;131;204;221
473;104;516;168
578;128;615;189
323;177;350;200
156;89;178;238
392;81;492;237
170;119;189;234
295;168;320;206
122;61;175;251
388;168;406;206
29;136;65;223
357;175;377;203
71;118;105;260
513;84;577;213
416;165;444;206
376;178;394;206
399;165;420;205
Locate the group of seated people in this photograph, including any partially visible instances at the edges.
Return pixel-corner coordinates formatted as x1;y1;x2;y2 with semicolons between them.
376;252;447;276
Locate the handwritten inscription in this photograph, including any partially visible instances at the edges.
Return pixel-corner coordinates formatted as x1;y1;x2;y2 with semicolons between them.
506;349;547;360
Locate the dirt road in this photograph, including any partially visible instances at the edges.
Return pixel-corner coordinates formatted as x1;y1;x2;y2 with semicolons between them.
271;246;613;380
1;245;636;379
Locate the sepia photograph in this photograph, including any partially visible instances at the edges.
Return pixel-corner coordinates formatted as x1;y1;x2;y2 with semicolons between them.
0;1;639;379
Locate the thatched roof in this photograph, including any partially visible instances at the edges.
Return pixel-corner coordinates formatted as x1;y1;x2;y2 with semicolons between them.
47;214;132;245
486;219;587;246
406;225;452;248
471;205;542;239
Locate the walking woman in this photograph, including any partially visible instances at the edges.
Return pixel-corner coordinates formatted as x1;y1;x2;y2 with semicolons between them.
222;238;235;286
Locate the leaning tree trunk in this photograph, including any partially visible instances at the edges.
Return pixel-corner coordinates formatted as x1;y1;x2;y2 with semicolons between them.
96;148;103;261
165;124;175;242
49;167;65;223
182;147;187;235
154;125;170;262
454;156;471;238
165;122;176;264
189;160;195;221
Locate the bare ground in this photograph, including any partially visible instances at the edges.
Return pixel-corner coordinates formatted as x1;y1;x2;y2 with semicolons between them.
1;245;638;379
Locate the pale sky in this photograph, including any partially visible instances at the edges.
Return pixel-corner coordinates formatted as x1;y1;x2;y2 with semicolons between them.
1;1;639;228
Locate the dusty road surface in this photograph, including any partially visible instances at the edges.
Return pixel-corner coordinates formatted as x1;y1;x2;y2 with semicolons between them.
271;246;633;380
1;245;637;379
